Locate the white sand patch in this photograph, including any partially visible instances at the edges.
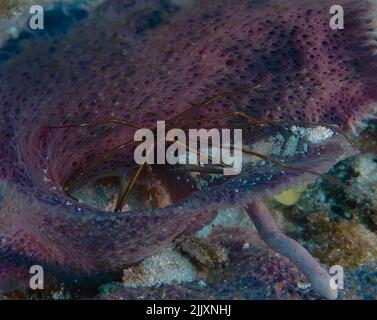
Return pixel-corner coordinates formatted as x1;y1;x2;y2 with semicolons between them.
123;246;197;288
197;207;253;238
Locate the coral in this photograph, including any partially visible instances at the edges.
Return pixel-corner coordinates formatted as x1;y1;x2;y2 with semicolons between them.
0;1;23;18
282;207;377;268
348;154;377;213
275;135;377;269
174;236;228;272
312;217;377;267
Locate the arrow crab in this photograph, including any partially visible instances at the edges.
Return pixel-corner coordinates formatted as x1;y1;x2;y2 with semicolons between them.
1;0;377;299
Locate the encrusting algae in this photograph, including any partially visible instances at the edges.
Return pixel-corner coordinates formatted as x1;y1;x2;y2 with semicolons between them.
273;184;308;206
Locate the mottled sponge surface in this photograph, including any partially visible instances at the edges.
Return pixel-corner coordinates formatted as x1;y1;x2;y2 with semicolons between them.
0;0;377;292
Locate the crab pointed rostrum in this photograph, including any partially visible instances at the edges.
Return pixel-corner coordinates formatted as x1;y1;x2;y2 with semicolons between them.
0;0;377;298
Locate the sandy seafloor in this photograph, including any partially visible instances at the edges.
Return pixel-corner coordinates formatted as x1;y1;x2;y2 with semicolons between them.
1;0;377;300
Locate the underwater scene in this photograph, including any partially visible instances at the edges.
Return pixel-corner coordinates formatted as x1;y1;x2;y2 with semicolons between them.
0;0;377;301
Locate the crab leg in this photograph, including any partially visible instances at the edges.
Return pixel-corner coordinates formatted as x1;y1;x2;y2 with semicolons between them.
48;118;143;129
115;163;147;212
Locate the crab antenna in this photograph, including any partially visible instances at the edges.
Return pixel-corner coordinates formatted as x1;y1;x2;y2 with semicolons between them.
48;118;143;130
204;138;344;188
241;146;345;188
63;139;138;193
169;73;271;124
